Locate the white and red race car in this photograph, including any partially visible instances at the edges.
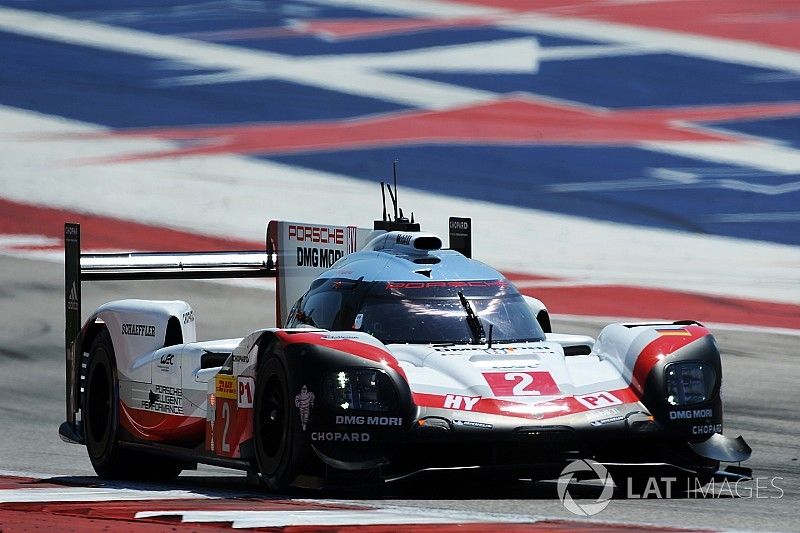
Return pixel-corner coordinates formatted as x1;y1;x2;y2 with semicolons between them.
59;200;751;490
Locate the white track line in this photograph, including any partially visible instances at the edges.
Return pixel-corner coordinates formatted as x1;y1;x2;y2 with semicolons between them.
135;508;533;527
3;109;799;306
311;0;800;74
2;247;799;334
1;5;799;305
0;6;530;110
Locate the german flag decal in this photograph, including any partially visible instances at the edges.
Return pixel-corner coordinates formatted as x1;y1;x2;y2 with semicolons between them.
655;328;692;336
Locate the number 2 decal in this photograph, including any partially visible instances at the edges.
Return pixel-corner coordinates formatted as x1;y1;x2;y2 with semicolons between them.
505;372;540;396
482;371;561;396
221;401;231;453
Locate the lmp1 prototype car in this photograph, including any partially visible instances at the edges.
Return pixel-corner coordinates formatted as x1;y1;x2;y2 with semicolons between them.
59;198;751;490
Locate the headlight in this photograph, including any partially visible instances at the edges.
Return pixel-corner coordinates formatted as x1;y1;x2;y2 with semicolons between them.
665;362;716;406
323;369;397;412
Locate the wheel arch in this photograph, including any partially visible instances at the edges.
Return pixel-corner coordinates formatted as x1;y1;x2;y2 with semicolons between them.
523;295;551;333
76;318;109;412
255;330;282;369
78;319;107;362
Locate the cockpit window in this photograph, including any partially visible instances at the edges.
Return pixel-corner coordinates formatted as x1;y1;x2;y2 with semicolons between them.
296;290;342;329
287;278;358;330
358;280;544;344
287;278;544;345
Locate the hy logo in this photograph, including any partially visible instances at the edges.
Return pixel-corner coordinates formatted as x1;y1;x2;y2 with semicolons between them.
556;459;615;516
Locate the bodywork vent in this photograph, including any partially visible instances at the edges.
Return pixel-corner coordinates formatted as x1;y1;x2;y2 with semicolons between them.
201;350;230;369
513;426;575;442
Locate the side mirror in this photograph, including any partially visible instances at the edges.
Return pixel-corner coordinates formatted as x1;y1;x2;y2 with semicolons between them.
523;295;551;333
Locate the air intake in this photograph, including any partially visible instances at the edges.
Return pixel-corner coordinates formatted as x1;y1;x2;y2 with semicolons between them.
413;236;442;250
363;232;443;254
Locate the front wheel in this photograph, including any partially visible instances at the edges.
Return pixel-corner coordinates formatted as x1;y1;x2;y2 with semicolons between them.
253;356;303;491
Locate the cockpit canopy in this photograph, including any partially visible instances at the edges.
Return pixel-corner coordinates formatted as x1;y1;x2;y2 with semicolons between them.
287;277;545;345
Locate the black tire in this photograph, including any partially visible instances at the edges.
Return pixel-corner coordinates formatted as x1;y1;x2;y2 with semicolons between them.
253;355;302;491
84;329;129;478
83;328;182;481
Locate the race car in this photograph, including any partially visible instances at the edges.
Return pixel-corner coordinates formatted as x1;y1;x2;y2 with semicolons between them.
59;195;751;490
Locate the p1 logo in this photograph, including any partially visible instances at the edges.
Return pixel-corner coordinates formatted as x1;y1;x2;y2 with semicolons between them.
237;377;254;408
575;391;622;410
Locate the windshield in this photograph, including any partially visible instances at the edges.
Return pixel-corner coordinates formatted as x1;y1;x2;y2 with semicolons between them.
356;280;544;345
287;278;546;345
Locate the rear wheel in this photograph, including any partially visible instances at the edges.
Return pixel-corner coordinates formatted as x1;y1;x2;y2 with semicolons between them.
83;328;182;480
254;355;302;491
84;329;130;478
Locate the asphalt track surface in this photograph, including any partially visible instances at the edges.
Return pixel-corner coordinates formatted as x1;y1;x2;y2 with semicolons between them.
1;254;797;531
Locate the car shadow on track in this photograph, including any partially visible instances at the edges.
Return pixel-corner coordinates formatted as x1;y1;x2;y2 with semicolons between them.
40;471;736;501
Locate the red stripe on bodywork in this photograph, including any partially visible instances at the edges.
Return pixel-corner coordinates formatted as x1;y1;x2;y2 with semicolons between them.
413;387;639;421
630;325;710;395
118;401;205;444
276;331;407;379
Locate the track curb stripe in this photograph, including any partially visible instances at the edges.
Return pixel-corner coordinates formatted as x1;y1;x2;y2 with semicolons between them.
0;475;717;532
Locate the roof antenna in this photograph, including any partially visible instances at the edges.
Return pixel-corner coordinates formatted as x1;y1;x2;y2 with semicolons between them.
380;182;387;221
392;159;400;221
387;180;397;221
372;160;420;232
